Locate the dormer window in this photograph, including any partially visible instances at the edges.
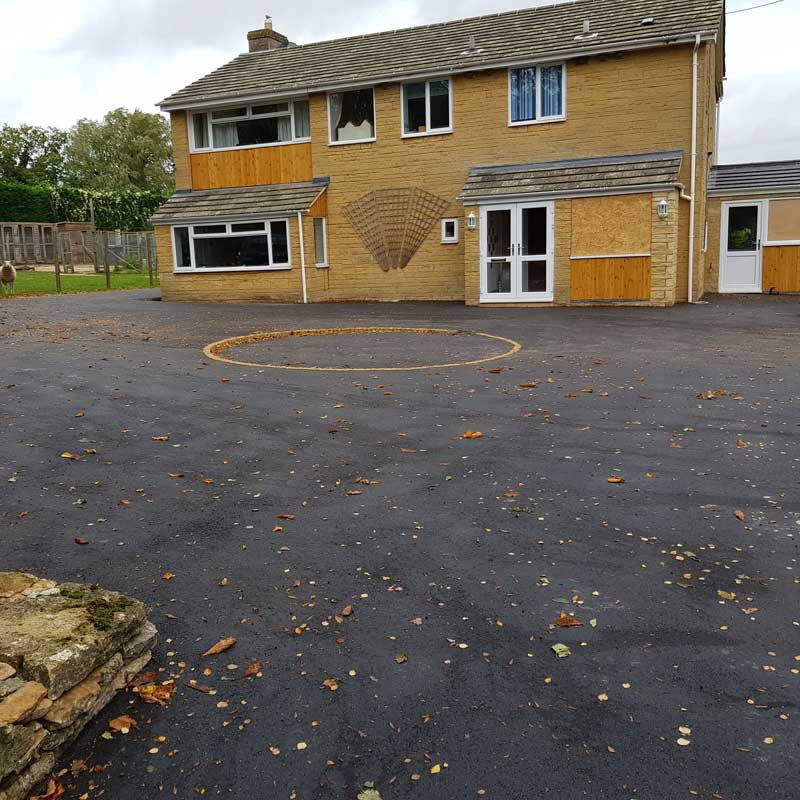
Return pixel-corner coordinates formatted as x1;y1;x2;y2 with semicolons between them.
190;99;311;152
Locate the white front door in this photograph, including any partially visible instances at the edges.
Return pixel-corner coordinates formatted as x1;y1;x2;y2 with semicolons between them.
720;201;763;293
481;202;554;302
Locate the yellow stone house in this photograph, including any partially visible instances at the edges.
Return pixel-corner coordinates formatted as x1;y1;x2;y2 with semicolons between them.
153;0;789;307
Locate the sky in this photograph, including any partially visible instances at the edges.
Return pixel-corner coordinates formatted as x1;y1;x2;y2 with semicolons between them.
0;0;797;164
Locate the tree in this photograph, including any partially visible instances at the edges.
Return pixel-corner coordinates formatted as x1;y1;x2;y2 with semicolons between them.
65;108;174;193
0;125;69;185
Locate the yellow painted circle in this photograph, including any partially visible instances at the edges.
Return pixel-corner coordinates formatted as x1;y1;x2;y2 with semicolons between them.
203;327;522;372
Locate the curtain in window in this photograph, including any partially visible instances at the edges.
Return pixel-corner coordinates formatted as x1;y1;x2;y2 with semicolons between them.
212;122;239;148
511;68;536;122
329;93;344;139
294;101;310;138
540;66;563;118
277;116;292;141
332;90;374;140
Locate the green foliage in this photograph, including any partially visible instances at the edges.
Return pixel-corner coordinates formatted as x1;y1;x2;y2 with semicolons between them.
65;108;174;193
0;180;167;229
0;125;69;185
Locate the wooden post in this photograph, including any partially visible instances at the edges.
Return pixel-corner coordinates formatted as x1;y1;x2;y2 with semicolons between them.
145;234;154;287
103;232;111;289
93;230;100;274
54;233;62;294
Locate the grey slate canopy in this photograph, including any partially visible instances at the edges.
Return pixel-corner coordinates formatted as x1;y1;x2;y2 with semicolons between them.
150;180;329;225
460;151;684;202
709;161;800;194
159;0;725;109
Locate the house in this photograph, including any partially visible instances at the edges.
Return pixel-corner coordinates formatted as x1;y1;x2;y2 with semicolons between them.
153;0;731;306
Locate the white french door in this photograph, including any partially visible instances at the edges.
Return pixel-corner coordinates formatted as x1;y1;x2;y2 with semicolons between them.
720;201;763;293
480;201;554;302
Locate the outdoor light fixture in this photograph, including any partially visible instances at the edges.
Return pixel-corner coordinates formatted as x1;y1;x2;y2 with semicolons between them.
657;199;669;219
467;212;477;230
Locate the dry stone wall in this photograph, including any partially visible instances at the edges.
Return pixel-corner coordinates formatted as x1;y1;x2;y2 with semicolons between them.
0;573;157;800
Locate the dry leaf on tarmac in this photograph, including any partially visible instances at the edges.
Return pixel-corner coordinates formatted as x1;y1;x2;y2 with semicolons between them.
30;780;64;800
151;435;170;441
203;637;237;656
108;715;137;734
607;476;626;484
137;683;175;706
735;510;746;522
554;612;583;628
460;430;484;439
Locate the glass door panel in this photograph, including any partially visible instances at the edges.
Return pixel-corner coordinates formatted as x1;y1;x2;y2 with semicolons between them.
520;207;547;255
484;208;513;296
521;260;548;293
486;260;512;294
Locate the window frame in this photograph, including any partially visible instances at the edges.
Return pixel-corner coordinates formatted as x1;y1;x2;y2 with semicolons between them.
189;99;311;154
400;78;453;139
507;62;567;127
764;196;800;246
441;218;459;244
327;87;377;146
170;219;292;273
313;217;328;267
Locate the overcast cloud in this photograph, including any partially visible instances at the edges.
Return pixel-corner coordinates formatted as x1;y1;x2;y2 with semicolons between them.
0;0;797;164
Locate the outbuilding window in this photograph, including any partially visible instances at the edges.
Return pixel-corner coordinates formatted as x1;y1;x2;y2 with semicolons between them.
172;220;291;272
509;64;565;125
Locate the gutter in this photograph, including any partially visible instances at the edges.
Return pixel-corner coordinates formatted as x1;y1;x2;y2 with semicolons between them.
159;31;719;111
687;33;701;304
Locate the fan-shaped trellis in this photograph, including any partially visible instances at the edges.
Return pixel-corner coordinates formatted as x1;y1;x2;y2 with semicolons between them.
343;188;449;271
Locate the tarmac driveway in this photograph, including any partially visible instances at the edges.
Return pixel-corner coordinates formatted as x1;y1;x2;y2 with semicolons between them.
1;291;798;800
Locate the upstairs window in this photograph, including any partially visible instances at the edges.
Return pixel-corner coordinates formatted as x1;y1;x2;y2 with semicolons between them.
191;99;310;152
509;64;565;125
402;79;451;136
328;89;376;144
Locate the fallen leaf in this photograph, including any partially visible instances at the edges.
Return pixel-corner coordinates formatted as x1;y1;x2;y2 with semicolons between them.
460;430;484;440
597;693;609;702
735;510;746;522
554;612;583;628
167;472;185;478
137;683;175;706
717;590;737;601
243;659;262;678
162;572;175;580
345;490;362;496
203;637;237;656
607;476;626;484
394;653;408;664
108;715;137;734
30;780;64;800
151;435;170;441
430;764;441;774
269;746;281;756
60;452;78;460
322;678;340;692
74;538;89;545
277;514;295;521
676;738;691;746
551;644;571;658
341;605;354;617
296;741;307;750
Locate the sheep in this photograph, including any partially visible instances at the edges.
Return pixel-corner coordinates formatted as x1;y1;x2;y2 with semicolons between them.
1;261;16;296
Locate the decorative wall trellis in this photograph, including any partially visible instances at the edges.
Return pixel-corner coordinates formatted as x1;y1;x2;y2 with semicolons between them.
343;187;449;271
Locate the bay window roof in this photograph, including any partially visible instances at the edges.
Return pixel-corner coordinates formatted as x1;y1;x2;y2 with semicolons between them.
158;0;724;109
151;180;329;225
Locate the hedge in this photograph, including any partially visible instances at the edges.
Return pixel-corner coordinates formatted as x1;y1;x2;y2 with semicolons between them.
0;181;169;230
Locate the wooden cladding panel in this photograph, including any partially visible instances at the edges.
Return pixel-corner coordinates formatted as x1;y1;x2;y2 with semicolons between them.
570;256;652;301
762;246;800;293
191;143;313;190
571;194;652;257
308;191;327;218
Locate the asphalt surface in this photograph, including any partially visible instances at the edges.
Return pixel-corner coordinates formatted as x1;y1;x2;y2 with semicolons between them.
1;291;798;800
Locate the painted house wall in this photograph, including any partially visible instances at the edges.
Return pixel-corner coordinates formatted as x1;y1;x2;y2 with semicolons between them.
161;42;717;306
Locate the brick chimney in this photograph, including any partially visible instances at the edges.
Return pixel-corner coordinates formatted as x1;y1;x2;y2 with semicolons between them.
248;16;289;52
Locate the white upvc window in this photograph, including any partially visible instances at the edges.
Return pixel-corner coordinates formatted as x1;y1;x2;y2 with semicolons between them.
328;88;376;145
190;99;311;153
441;218;459;243
171;219;291;273
401;78;452;137
313;217;328;267
508;63;566;126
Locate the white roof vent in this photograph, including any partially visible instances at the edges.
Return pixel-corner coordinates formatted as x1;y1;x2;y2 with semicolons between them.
642;16;655;26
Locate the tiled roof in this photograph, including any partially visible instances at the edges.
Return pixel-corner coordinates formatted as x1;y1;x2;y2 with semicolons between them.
159;0;724;108
150;180;329;224
709;160;800;194
460;151;684;201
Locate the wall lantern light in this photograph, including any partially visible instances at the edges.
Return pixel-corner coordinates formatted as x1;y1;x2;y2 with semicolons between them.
657;199;669;219
467;212;477;230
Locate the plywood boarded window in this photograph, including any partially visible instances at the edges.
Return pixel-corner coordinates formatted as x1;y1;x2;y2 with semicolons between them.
767;199;800;243
571;194;652;257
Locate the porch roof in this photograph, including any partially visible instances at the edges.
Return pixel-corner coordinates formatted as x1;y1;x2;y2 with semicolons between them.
150;179;329;225
459;150;684;203
709;160;800;195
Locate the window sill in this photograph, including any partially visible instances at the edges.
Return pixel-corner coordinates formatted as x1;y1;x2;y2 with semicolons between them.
402;129;453;139
315;263;329;269
480;294;554;304
508;117;566;128
441;239;459;245
190;138;311;155
328;137;377;147
174;265;292;274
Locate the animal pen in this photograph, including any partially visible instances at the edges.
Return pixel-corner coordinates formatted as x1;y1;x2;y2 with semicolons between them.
0;222;157;291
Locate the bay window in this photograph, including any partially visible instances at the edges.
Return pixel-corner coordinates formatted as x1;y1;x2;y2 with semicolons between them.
172;220;291;272
328;88;376;144
191;100;311;152
509;64;565;125
402;79;451;136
